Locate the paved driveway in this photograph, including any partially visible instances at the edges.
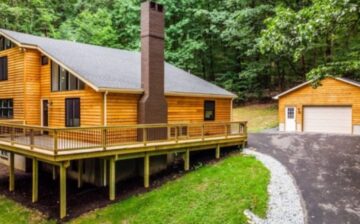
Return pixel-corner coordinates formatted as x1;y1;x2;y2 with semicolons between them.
248;133;360;224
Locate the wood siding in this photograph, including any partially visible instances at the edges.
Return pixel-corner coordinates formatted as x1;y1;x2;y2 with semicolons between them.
167;96;231;123
106;93;139;125
278;77;360;128
40;60;103;127
24;49;41;125
0;47;25;122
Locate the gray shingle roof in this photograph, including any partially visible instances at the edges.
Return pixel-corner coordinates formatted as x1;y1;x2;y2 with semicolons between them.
0;29;235;97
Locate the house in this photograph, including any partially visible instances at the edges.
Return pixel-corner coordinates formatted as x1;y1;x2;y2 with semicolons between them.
273;76;360;134
0;1;247;218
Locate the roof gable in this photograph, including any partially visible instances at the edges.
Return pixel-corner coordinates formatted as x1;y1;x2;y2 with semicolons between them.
0;29;235;98
273;77;360;100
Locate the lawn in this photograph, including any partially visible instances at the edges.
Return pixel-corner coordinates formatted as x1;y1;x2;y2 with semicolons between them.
233;104;278;133
71;154;270;224
0;154;270;224
0;195;55;224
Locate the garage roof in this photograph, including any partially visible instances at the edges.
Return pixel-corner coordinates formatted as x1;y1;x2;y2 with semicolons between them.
273;77;360;100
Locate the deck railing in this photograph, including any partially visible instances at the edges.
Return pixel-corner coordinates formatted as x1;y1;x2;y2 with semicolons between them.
0;121;247;154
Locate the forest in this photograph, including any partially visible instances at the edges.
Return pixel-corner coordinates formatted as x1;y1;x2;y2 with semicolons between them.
0;0;359;103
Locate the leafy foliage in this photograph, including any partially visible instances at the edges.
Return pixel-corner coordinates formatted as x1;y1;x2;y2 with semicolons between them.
0;0;359;103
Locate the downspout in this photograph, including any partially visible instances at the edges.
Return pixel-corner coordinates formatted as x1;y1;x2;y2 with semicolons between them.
102;91;108;186
230;98;234;121
103;91;108;126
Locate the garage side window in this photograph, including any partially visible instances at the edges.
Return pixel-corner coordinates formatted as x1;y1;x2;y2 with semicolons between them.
287;108;295;119
204;100;215;121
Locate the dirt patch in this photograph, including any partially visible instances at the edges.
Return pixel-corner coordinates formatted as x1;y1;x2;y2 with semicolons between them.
0;147;240;223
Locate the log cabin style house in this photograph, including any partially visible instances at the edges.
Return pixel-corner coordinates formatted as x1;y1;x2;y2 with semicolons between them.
0;1;247;219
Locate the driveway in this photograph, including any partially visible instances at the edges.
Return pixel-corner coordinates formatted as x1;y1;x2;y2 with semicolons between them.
248;133;360;224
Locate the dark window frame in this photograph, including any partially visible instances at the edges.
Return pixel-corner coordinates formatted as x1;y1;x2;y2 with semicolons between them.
0;56;8;81
51;61;85;92
204;100;215;121
65;98;81;127
41;56;49;65
0;36;14;51
0;99;13;119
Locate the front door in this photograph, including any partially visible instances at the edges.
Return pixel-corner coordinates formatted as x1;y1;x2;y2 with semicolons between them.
285;107;296;131
42;100;49;127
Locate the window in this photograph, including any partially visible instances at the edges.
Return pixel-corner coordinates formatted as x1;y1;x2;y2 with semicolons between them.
204;100;215;121
41;56;49;65
0;36;14;51
0;99;13;118
0;56;8;81
65;98;80;127
287;108;295;119
51;61;85;91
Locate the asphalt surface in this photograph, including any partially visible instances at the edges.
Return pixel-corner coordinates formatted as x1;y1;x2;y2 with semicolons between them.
248;132;360;224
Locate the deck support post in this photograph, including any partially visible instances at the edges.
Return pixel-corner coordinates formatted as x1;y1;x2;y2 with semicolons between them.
77;160;83;188
59;162;68;219
216;145;221;159
32;158;38;203
109;157;116;201
184;149;190;171
9;152;15;192
144;154;150;188
52;165;56;180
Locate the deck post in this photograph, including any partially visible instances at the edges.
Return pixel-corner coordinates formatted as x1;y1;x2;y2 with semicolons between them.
184;149;190;171
144;153;150;188
9;152;15;192
77;160;83;188
216;145;220;159
52;165;56;180
59;162;68;219
32;158;38;203
10;127;15;145
109;157;116;201
53;130;58;155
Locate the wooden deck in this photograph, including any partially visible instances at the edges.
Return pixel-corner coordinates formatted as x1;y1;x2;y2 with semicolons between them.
0;121;247;161
0;121;247;219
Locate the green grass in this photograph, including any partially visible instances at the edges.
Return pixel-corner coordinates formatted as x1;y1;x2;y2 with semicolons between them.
71;155;270;224
233;104;278;132
0;195;55;224
0;155;270;224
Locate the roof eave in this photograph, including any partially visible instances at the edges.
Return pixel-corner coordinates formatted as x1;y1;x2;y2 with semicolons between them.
165;91;235;99
98;88;144;94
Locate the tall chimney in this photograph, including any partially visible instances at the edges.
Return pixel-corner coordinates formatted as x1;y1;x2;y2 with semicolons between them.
138;1;168;129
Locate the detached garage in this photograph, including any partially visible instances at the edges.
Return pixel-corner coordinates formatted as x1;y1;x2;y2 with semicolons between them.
274;77;360;135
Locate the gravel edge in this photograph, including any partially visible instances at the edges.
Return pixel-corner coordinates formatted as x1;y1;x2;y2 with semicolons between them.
243;148;307;224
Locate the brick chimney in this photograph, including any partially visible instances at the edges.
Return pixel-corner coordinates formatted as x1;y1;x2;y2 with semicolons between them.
138;1;168;135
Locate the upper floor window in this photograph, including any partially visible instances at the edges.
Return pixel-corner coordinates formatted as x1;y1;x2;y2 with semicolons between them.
0;36;14;51
0;99;13;119
204;100;215;121
51;61;85;91
0;57;8;81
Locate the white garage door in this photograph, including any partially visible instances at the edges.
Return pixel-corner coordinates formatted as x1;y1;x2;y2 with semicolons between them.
303;107;352;134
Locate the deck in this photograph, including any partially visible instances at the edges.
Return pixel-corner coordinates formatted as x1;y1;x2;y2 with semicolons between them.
0;121;247;218
0;121;247;161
